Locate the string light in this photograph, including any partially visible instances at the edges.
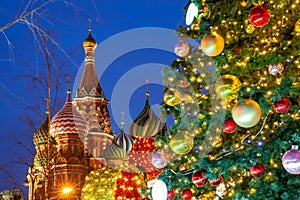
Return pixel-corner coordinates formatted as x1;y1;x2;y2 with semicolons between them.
158;1;299;199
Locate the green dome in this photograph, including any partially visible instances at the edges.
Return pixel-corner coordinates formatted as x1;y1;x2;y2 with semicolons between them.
33;115;52;145
103;142;126;160
129;95;163;138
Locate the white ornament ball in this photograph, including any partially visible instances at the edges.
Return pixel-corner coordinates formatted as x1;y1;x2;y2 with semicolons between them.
186;3;198;25
152;180;168;200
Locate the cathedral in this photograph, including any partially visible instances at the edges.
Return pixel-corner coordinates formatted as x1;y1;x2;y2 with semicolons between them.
24;28;164;200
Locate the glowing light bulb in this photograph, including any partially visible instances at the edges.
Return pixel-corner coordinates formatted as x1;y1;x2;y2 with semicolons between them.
62;187;73;194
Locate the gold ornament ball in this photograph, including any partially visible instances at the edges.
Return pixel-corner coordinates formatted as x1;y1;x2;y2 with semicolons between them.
294;19;300;33
200;33;224;57
215;74;241;101
246;24;255;34
180;93;194;104
164;88;180;106
210;136;223;148
170;131;194;155
232;99;262;128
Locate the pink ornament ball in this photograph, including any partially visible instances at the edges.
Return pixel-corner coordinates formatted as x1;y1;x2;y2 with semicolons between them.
268;63;284;75
282;145;300;175
152;149;169;169
174;41;189;57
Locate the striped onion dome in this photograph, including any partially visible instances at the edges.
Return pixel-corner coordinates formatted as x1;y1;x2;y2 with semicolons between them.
103;142;127;160
116;130;134;153
33;113;52;145
50;91;88;136
129;92;163;138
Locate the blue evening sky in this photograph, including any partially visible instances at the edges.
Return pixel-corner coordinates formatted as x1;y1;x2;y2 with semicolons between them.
0;0;186;194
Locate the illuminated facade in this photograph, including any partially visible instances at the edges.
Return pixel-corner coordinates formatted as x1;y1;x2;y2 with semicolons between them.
26;28;163;200
25;28;114;200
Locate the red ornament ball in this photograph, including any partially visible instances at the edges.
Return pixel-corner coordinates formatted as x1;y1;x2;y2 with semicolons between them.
167;189;175;200
181;189;193;200
250;163;265;178
209;174;223;186
223;119;237;134
192;170;208;187
178;79;190;88
249;5;271;27
274;97;290;113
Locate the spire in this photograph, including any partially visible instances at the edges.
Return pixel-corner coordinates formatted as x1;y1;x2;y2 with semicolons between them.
74;24;112;134
45;98;50;120
88;18;91;31
77;22;104;98
145;79;149;102
121;112;125;130
67;76;72;102
112;124;117;136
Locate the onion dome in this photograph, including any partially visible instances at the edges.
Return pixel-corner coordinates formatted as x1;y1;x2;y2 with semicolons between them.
103;142;127;161
34;113;52;145
50;91;88;136
116;130;134;154
83;28;97;49
129;92;163;138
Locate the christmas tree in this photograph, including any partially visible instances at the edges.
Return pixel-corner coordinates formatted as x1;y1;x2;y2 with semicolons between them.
150;0;300;199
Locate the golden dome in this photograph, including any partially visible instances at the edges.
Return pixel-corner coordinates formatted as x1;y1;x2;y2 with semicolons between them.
83;28;97;48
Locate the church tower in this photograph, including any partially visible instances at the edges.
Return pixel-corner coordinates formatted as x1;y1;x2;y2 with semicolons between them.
73;27;113;166
25;112;51;200
26;90;90;200
48;90;90;200
26;27;117;199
